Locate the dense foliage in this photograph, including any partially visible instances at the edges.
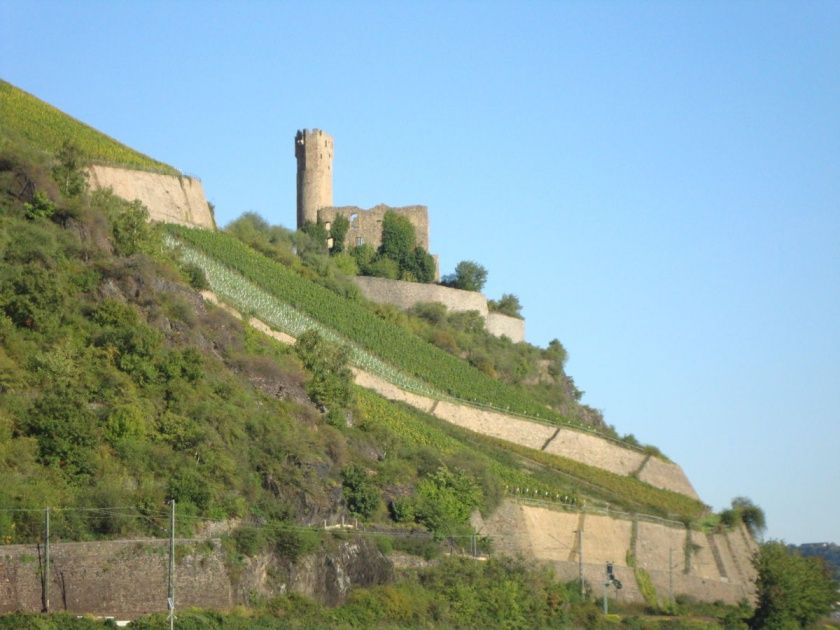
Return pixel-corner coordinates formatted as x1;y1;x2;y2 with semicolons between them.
791;542;840;581
349;210;435;283
750;541;838;628
0;80;178;174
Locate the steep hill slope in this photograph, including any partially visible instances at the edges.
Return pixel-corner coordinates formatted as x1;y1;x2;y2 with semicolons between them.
0;83;761;619
0;80;178;175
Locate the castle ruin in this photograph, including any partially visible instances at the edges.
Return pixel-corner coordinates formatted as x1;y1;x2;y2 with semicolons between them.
294;129;430;251
294;128;525;342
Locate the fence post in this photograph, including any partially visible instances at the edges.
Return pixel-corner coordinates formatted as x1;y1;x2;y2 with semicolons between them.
168;499;175;630
43;507;50;613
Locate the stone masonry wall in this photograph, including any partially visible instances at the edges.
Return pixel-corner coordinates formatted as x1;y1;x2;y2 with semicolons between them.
351;276;526;343
0;537;391;618
475;500;756;605
88;165;215;229
486;312;526;341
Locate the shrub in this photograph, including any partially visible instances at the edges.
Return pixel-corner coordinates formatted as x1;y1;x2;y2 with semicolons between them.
341;465;381;519
487;293;522;318
412;466;482;538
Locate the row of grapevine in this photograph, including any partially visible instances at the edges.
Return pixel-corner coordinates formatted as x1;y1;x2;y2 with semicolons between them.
171;237;439;396
355;389;579;503
0;80;179;175
168;226;586;429
358;390;705;521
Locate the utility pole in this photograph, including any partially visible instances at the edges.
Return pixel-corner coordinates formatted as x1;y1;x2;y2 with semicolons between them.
577;528;584;598
168;499;175;630
669;547;674;607
43;507;50;614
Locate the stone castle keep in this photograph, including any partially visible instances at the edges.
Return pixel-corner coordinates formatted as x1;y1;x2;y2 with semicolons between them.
295;129;431;251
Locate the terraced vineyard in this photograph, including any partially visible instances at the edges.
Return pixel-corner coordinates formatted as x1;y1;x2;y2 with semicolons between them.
0;80;179;174
358;389;705;521
168;225;588;430
169;236;439;396
357;389;581;506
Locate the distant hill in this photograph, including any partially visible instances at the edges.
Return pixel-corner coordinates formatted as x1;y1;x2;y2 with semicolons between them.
790;543;840;580
0;79;178;175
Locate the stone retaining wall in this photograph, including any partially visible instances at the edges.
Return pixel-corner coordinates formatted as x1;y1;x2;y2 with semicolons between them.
0;537;391;618
475;500;756;605
88;164;215;229
351;276;525;342
486;312;526;341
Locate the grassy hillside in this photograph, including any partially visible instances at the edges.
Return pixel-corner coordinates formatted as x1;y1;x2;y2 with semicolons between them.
0;80;179;175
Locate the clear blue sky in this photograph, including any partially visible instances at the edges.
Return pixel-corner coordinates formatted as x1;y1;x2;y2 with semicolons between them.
2;1;838;544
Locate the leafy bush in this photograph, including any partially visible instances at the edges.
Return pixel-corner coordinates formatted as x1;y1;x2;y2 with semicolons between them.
401;466;482;538
294;329;353;412
341;465;381;519
488;293;523;318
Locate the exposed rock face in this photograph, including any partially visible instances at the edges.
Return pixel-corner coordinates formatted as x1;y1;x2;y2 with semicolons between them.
238;538;393;606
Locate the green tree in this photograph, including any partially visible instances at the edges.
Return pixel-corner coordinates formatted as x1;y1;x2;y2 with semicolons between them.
110;199;152;256
412;466;482;538
750;541;838;629
52;140;88;197
300;220;329;253
294;329;353;412
444;260;488;292
330;214;350;253
720;497;766;539
379;210;416;264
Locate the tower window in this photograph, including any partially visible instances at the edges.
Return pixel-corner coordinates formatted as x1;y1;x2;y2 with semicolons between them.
356;237;364;247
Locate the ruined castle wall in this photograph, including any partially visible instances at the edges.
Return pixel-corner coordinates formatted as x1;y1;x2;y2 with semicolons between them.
485;313;525;342
87;165;215;229
319;204;430;251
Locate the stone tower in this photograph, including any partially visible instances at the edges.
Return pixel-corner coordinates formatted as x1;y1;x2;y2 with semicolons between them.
295;129;333;228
